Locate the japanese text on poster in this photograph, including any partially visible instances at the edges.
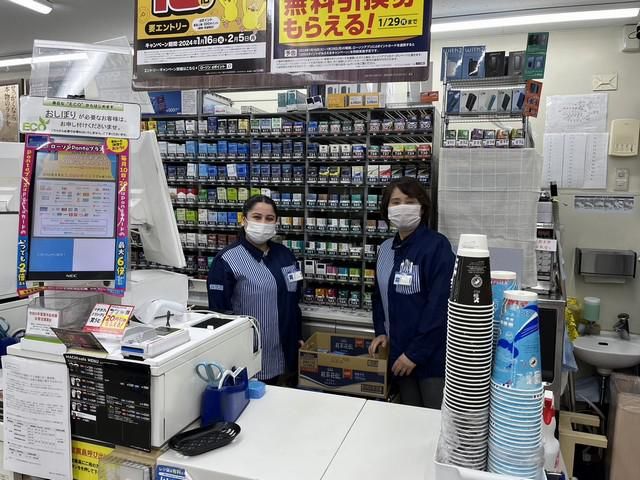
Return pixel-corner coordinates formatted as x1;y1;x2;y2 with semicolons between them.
72;440;114;480
16;135;129;297
272;0;431;73
20;97;141;139
135;0;268;78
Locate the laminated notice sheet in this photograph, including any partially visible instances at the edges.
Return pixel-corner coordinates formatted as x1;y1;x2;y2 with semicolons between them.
2;355;72;480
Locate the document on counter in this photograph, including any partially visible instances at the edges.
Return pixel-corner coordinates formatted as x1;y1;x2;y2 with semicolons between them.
2;355;72;480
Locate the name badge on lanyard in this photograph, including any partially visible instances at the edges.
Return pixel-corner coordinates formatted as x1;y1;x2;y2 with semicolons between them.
393;259;413;286
288;270;303;282
394;273;413;286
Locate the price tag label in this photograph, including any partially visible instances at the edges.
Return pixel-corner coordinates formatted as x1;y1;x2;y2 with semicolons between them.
536;239;557;252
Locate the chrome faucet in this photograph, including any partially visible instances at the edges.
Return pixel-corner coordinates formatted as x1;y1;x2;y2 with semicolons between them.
614;313;630;340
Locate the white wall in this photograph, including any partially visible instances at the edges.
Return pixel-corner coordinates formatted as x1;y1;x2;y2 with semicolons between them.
430;26;640;331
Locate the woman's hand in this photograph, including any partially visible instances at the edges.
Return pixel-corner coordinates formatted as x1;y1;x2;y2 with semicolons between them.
368;335;388;356
298;340;305;348
392;354;416;376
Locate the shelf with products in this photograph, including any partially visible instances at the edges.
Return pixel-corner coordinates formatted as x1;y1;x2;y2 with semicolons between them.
194;157;252;163
176;223;241;231
250;157;307;164
441;75;529;148
305;253;363;261
367;157;431;164
302;299;364;310
142;105;437;313
306;205;363;213
172;200;245;209
304;276;363;286
305;229;364;238
307;157;367;164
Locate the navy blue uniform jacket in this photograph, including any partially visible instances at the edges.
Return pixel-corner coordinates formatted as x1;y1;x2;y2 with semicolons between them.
372;225;455;379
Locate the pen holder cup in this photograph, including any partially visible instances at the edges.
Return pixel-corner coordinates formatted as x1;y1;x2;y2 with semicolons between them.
201;368;250;427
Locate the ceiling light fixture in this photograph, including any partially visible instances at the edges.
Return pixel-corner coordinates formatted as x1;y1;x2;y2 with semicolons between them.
0;53;88;68
7;0;53;15
431;7;640;33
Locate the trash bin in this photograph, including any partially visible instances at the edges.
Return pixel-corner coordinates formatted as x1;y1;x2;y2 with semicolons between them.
607;373;640;480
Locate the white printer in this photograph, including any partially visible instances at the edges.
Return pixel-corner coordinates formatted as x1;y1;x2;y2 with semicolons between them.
7;312;261;447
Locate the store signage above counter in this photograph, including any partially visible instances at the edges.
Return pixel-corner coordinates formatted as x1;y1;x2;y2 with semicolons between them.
133;0;432;89
19;97;141;139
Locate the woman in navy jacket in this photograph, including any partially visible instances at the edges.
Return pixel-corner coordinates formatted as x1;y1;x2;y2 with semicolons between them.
208;195;302;385
370;177;455;408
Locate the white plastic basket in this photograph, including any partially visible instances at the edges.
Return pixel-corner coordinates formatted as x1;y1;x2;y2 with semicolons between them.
433;457;544;480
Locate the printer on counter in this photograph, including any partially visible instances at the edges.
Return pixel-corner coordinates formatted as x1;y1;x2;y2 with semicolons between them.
8;312;261;448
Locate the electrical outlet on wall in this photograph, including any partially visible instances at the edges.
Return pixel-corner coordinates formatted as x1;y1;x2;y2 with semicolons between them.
592;73;618;91
614;168;630;191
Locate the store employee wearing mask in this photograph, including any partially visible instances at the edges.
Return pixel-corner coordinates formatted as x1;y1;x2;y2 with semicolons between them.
208;195;303;385
369;177;455;408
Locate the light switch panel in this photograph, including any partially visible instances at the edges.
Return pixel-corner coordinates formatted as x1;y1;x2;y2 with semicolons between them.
614;168;629;191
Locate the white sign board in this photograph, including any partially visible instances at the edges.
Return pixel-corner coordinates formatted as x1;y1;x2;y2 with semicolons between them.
3;356;72;480
20;97;141;139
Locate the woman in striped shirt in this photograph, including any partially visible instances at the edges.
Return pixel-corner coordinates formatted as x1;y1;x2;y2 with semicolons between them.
207;196;303;385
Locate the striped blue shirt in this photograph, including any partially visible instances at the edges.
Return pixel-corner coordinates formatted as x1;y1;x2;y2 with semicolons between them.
207;237;302;380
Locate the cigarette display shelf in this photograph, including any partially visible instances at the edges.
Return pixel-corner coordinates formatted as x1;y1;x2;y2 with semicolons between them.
305;254;363;261
304;276;363;286
141;106;436;310
172;201;245;209
306;206;363;213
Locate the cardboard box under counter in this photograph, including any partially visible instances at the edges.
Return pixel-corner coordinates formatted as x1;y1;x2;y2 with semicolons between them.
299;332;389;399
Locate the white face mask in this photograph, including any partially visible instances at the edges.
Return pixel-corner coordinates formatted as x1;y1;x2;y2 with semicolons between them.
244;220;277;244
388;204;422;231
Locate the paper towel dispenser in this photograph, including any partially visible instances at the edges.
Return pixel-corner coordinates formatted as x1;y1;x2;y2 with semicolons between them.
575;248;637;283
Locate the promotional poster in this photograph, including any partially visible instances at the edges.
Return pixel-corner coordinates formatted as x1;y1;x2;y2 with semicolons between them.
17;135;129;296
134;0;432;87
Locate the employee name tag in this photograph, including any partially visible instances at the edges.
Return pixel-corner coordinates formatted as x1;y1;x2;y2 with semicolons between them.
288;270;304;282
394;273;413;286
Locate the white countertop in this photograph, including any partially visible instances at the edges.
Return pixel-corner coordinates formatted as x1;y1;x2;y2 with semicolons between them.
322;400;440;480
157;386;367;480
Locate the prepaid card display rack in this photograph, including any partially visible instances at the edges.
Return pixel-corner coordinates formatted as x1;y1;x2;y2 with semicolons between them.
139;106;436;311
441;75;530;148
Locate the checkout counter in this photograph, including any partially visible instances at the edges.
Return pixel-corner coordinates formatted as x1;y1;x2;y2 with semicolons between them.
157;386;440;480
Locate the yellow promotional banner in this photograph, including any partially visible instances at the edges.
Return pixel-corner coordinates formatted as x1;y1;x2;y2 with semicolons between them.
278;0;424;44
135;0;268;78
72;440;114;480
133;0;432;85
272;0;431;74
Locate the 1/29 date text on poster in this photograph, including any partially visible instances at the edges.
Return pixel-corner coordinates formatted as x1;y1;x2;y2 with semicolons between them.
135;0;268;78
272;0;432;75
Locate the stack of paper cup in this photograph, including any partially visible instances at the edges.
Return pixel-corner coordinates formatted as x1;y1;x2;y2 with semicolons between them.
442;234;494;470
491;271;518;346
488;290;544;478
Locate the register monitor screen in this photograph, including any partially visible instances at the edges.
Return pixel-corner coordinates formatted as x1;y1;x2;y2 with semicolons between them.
27;136;117;281
130;131;185;268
